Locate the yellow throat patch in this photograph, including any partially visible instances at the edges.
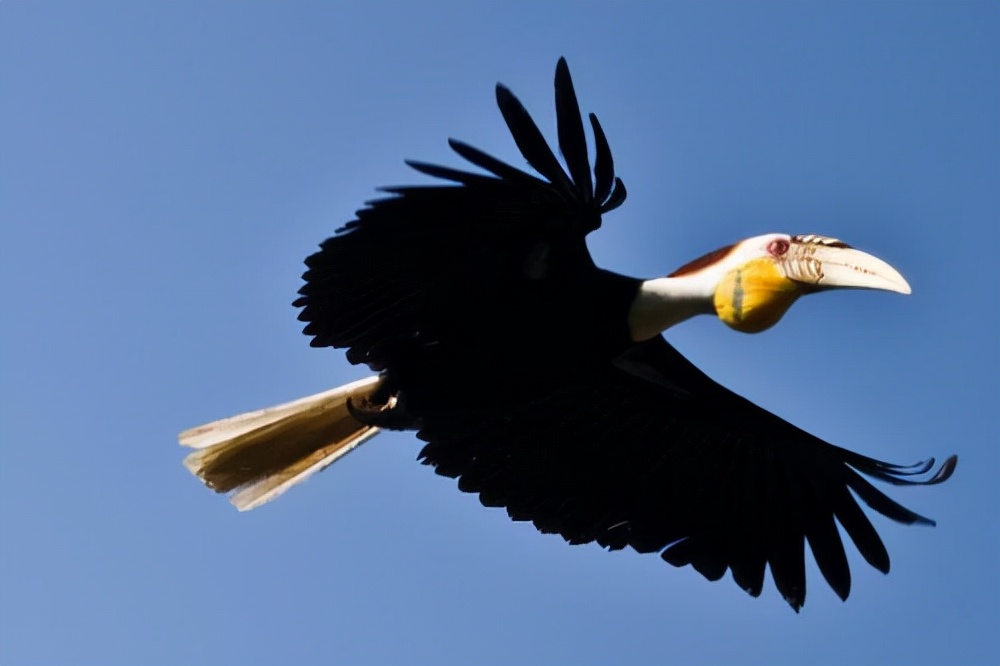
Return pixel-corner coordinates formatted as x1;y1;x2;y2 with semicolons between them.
714;258;801;333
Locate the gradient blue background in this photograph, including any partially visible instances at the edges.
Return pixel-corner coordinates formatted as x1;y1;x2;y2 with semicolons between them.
1;2;997;664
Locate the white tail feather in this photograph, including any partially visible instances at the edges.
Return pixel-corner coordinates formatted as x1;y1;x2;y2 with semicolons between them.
180;376;382;511
228;426;380;511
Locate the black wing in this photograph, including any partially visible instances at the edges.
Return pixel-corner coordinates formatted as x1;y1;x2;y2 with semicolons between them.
416;335;956;612
295;58;626;363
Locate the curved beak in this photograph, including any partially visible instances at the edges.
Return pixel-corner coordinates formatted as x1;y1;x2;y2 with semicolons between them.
781;239;911;295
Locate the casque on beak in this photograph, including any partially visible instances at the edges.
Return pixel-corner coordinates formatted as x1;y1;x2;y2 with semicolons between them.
780;235;911;295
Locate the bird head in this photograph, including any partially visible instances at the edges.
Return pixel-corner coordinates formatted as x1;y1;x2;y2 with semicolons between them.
671;233;911;334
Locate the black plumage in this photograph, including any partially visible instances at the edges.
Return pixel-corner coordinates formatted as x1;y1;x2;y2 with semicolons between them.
292;58;954;611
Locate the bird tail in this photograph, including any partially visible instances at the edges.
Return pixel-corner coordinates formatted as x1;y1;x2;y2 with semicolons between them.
179;376;382;511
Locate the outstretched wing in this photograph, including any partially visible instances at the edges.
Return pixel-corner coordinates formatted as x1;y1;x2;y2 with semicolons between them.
294;58;626;364
415;335;957;612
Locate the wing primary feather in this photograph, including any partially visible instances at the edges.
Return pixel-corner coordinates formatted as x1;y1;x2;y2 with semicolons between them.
495;83;575;195
926;455;958;484
554;57;593;202
766;454;807;611
589;113;615;204
768;528;807;612
727;448;767;598
843;468;936;526
668;537;728;581
830;484;891;573
840;450;957;486
805;508;852;602
730;547;767;598
403;160;500;186
601;177;627;213
447;139;550;189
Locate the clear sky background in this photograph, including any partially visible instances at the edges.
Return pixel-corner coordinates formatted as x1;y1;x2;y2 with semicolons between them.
1;2;997;665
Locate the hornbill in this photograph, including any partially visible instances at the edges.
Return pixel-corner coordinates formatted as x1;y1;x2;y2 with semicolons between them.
181;58;956;611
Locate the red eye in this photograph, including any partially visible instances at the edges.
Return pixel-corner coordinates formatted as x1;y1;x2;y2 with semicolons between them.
768;239;790;256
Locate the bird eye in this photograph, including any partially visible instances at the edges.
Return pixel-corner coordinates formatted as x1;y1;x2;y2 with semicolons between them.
768;239;790;256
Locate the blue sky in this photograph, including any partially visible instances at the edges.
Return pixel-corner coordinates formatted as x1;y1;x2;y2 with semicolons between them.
1;2;997;664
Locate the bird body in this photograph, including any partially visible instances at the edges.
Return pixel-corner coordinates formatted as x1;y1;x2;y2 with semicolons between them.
181;59;955;611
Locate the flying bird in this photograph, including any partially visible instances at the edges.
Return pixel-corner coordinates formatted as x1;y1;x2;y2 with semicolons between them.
181;58;956;611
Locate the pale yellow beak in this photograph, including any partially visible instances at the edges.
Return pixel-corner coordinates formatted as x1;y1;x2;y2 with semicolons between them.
781;241;911;295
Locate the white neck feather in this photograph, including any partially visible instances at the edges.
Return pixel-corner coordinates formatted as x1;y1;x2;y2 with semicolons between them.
627;272;719;341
